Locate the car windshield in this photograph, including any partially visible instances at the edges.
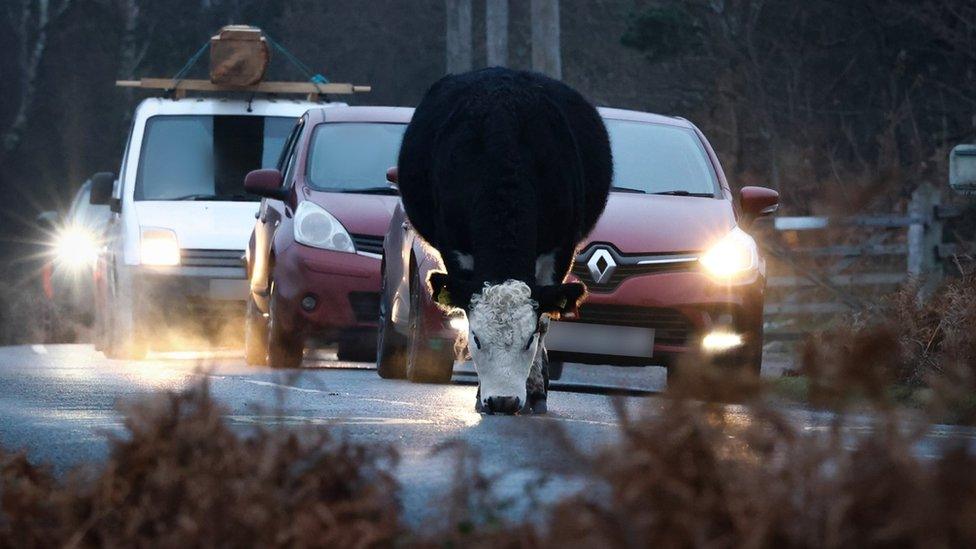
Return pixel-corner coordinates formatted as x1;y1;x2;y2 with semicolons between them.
135;115;294;201
306;122;407;192
606;119;719;196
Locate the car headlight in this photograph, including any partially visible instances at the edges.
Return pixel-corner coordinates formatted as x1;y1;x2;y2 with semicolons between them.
293;201;355;252
699;226;758;280
141;227;180;266
54;225;99;268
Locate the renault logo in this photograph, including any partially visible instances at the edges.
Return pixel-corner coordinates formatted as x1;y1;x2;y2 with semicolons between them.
586;248;616;284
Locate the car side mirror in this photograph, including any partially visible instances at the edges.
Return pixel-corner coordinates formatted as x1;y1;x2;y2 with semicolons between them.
950;144;976;193
244;169;288;201
36;210;59;229
386;166;398;187
89;172;115;206
739;186;779;226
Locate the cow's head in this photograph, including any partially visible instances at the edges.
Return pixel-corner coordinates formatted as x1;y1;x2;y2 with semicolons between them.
429;273;585;414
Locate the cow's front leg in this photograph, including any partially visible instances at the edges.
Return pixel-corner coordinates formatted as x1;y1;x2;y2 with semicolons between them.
526;316;551;414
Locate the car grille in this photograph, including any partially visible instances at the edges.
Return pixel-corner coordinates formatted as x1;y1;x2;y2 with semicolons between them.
573;304;694;346
571;258;696;292
181;249;245;268
348;292;381;323
351;234;384;255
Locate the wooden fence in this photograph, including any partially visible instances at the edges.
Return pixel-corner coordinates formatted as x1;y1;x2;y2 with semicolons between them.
754;183;960;342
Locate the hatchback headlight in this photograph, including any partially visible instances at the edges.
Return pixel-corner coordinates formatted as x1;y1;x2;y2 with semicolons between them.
699;226;758;280
293;201;355;252
141;227;180;266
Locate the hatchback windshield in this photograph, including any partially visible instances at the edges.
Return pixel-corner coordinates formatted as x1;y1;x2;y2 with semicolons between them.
135;115;294;201
307;123;407;192
606;120;718;196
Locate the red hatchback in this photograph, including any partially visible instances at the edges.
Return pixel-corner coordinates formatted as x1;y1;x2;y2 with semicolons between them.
377;107;778;383
244;107;412;368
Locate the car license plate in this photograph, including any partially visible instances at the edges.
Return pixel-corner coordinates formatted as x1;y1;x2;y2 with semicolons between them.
545;322;654;358
209;279;249;300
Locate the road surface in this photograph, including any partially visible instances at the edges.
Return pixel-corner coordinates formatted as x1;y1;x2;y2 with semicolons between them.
1;344;974;526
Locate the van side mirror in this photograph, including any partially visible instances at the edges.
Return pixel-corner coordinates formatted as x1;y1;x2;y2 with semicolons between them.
739;186;779;226
36;210;59;229
244;169;288;201
89;172;115;206
950;144;976;193
386;166;398;186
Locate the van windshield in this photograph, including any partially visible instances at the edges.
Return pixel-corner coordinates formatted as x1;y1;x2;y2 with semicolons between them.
135;115;294;201
306;123;407;192
606;120;719;196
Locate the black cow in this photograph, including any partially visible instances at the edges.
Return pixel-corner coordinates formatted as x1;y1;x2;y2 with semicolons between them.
397;67;612;414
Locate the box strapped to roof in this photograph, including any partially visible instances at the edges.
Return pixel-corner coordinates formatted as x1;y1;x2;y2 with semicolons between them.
117;25;370;101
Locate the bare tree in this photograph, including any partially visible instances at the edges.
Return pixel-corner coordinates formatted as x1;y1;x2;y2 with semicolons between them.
530;0;560;78
485;0;508;67
445;0;472;74
2;0;73;162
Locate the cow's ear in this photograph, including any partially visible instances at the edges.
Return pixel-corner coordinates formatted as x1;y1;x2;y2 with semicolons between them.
533;283;587;317
428;271;453;307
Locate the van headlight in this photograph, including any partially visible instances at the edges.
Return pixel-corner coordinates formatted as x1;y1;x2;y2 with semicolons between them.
140;227;180;266
54;225;99;268
293;201;355;252
699;226;758;280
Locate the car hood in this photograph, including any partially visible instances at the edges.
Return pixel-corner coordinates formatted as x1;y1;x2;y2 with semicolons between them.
304;190;398;236
583;194;737;254
133;201;260;250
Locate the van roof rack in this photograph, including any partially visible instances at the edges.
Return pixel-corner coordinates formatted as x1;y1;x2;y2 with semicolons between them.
116;78;370;101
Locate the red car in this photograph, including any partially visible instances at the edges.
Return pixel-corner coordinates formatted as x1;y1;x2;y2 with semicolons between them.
377;107;778;383
243;107;412;368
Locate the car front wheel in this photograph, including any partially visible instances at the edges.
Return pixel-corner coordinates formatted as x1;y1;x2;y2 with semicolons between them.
267;284;303;369
405;270;454;384
376;265;407;379
244;295;268;366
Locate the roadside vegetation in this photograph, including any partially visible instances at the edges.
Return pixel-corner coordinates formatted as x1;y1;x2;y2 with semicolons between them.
5;292;976;547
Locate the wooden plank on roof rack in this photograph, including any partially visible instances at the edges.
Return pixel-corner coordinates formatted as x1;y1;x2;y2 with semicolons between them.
116;78;371;95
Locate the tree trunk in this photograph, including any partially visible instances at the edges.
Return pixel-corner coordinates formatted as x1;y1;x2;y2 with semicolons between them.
530;0;561;79
485;0;508;67
445;0;472;74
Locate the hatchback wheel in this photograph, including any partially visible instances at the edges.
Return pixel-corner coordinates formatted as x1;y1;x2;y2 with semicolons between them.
376;267;407;379
405;271;454;383
244;295;268;366
267;284;303;369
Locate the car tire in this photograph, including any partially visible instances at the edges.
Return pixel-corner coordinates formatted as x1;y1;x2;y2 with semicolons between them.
267;284;303;369
244;295;268;366
103;305;147;360
405;270;454;384
548;359;565;381
376;270;407;379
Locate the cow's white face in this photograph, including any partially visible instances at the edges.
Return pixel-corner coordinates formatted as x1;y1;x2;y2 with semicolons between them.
467;280;539;414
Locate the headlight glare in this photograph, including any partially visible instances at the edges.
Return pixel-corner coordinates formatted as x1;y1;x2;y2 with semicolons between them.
293;201;355;252
140;227;180;266
699;226;758;280
54;226;99;268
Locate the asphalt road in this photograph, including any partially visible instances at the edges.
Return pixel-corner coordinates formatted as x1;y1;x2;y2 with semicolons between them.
2;344;975;526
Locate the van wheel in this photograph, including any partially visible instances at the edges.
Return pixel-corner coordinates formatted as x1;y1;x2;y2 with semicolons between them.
244;295;268;366
405;272;454;383
267;285;303;369
104;304;147;360
376;266;407;379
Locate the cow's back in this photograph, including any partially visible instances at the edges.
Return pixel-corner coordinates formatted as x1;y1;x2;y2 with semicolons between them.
397;68;611;288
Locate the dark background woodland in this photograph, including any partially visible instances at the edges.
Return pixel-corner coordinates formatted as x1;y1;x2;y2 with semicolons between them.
1;0;974;263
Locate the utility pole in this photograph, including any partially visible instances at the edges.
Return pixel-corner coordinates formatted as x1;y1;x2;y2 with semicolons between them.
445;0;472;74
485;0;508;67
531;0;561;79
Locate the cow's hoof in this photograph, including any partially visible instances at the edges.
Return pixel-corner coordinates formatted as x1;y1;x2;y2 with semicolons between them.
527;394;547;415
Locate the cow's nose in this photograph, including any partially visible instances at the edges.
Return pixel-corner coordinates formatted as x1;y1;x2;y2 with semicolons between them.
485;396;521;415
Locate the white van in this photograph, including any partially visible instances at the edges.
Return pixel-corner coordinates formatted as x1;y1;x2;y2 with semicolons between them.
91;96;329;358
